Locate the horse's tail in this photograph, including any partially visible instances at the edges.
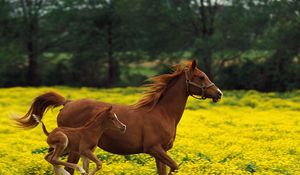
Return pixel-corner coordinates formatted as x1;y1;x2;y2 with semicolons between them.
32;114;49;136
14;92;67;129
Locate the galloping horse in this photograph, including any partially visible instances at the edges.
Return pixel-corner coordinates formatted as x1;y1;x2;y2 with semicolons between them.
35;106;126;175
15;60;222;175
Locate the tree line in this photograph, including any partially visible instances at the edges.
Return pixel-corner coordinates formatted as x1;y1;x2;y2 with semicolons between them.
0;0;299;91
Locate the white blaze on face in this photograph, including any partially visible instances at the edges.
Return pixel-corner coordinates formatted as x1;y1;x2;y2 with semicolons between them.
114;113;118;120
217;88;223;96
114;113;126;131
113;113;122;125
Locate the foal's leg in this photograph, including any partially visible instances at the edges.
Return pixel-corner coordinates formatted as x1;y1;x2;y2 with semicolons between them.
65;152;80;175
82;156;90;174
58;166;71;175
45;152;62;175
149;146;178;175
50;165;70;175
155;158;167;175
53;166;61;175
54;165;71;175
80;150;102;175
49;145;86;175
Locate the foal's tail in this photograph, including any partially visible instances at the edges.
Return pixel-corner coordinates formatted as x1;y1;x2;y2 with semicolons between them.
32;114;49;136
13;92;67;129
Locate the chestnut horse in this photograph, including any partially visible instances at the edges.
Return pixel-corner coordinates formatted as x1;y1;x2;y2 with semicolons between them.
15;60;222;175
34;106;126;175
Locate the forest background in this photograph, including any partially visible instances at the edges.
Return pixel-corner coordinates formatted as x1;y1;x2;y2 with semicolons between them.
0;0;299;91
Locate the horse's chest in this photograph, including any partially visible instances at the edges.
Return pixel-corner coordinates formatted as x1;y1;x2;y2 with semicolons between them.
160;127;176;150
143;115;177;151
163;137;175;150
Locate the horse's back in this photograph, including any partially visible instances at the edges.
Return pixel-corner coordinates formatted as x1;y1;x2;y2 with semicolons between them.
57;99;110;127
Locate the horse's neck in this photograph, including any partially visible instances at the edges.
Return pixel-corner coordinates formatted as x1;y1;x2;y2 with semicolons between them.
84;120;104;138
158;74;188;125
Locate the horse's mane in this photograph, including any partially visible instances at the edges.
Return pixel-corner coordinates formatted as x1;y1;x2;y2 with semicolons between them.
133;61;192;109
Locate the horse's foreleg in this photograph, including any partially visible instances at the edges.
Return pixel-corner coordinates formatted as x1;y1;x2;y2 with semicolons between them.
65;152;80;175
80;150;102;175
149;146;178;175
155;158;167;175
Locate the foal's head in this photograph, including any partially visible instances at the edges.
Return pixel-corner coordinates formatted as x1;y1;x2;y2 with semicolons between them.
185;60;222;102
99;106;126;133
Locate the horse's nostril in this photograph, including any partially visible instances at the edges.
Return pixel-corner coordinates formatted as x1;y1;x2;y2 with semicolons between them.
217;91;222;97
121;125;126;133
122;125;126;130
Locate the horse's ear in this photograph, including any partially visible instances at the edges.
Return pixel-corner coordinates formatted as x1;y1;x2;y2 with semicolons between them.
106;105;112;111
95;106;112;117
190;60;197;70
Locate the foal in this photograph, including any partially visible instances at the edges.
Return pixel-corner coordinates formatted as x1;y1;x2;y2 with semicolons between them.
34;106;126;175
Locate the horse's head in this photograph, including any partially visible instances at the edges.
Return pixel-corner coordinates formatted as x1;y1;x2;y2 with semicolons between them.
102;106;126;133
185;60;222;103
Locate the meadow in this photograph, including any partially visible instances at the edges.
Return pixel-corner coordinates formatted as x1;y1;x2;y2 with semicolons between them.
0;87;300;175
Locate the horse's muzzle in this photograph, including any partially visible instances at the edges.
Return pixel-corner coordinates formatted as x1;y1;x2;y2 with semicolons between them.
212;89;222;103
119;125;126;133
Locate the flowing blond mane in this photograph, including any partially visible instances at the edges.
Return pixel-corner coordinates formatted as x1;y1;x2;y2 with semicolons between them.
133;61;192;109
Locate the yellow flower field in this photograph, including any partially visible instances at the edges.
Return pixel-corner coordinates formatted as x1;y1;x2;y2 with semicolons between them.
0;87;300;175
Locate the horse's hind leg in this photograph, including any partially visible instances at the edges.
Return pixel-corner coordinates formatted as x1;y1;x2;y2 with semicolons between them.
82;156;90;174
51;165;70;175
49;145;86;175
58;166;71;175
47;133;86;175
53;165;62;175
45;150;62;175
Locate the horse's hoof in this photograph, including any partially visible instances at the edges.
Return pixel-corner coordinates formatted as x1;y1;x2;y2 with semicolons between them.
77;166;86;175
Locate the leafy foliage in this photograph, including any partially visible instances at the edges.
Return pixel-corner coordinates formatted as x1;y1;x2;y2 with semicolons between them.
0;0;299;91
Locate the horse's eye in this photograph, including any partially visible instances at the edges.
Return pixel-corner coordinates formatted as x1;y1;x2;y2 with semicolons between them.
199;76;205;80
